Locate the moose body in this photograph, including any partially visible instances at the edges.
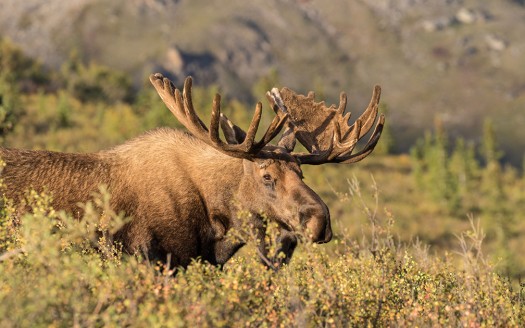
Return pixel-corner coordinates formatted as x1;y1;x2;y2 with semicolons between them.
0;74;384;268
1;129;324;267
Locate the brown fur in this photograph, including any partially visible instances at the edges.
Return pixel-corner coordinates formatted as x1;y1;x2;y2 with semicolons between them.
0;128;331;267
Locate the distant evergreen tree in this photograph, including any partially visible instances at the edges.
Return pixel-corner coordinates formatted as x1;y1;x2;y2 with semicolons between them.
374;103;393;155
477;119;516;276
0;37;52;142
250;69;280;102
522;154;525;178
449;137;479;198
410;118;460;213
56;92;73;129
410;136;426;189
0;39;23;141
480;119;503;165
480;119;505;206
0;72;20;142
60;52;133;104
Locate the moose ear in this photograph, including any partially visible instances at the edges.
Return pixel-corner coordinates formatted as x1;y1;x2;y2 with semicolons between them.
277;122;296;152
219;113;246;144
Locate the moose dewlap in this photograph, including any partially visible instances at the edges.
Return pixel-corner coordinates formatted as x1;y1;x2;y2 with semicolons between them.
0;73;385;268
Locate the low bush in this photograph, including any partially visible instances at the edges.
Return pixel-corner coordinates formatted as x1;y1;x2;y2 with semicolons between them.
1;182;523;327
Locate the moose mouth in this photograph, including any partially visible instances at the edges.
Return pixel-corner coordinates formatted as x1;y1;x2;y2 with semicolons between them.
273;217;296;234
272;216;331;244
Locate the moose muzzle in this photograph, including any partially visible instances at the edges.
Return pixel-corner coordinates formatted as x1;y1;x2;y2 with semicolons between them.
302;202;332;244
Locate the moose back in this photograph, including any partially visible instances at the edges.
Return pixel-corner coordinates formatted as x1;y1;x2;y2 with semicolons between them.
0;74;385;268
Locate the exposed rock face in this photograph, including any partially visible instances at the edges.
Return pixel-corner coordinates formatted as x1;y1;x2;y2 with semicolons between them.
1;0;525;163
485;34;507;51
455;7;491;24
0;0;349;100
164;46;184;75
0;0;93;67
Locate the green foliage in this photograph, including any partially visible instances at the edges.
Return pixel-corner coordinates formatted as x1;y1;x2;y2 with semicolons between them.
480;119;506;210
481;119;503;165
61;52;133;104
0;73;20;141
4;89;147;152
250;69;280;102
0;37;50;88
449;137;479;198
410;118;512;216
133;86;182;131
0;37;54;141
0;185;523;326
410;119;460;213
373;103;393;155
407;116;525;278
0;40;22;140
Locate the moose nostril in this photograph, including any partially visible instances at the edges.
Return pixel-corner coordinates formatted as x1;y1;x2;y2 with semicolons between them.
300;203;332;243
323;223;333;243
313;221;332;244
304;217;332;244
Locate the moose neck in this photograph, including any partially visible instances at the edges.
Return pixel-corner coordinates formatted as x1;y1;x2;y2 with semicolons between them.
186;149;245;214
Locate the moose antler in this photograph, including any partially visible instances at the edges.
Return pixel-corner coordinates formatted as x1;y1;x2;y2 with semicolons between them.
150;73;288;159
270;85;385;165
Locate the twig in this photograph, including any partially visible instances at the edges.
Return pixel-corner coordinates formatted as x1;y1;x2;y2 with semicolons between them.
0;247;25;262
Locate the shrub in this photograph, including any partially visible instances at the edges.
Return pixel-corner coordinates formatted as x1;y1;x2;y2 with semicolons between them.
0;181;523;326
61;53;133;104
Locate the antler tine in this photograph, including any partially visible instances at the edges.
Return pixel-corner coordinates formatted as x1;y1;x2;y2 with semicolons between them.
354;85;381;139
295;114;385;165
335;86;380;153
184;77;211;133
334;119;361;157
150;73;288;160
280;84;385;165
209;93;223;146
251;90;289;151
212;101;263;152
209;93;259;152
241;102;262;151
219;112;246;144
339;114;385;164
149;74;208;141
337;92;347;116
291;124;336;165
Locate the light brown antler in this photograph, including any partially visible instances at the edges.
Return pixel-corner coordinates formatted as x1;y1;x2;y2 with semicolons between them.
149;73;288;159
272;85;385;165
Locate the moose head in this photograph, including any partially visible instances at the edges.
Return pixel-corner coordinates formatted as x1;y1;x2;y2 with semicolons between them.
149;74;384;266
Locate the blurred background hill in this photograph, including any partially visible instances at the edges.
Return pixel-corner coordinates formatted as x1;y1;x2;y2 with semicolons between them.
1;0;524;163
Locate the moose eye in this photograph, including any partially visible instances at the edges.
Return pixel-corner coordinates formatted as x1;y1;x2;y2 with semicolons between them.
262;173;274;191
263;174;272;182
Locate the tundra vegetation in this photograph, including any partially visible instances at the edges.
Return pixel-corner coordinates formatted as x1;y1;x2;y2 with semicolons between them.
1;38;525;326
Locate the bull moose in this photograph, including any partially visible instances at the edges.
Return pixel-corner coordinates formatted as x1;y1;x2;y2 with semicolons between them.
0;73;385;268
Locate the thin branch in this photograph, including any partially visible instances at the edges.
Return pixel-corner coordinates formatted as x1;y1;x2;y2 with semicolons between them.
0;247;25;262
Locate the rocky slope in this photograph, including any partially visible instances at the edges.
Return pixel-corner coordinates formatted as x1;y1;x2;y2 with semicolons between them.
1;0;524;162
